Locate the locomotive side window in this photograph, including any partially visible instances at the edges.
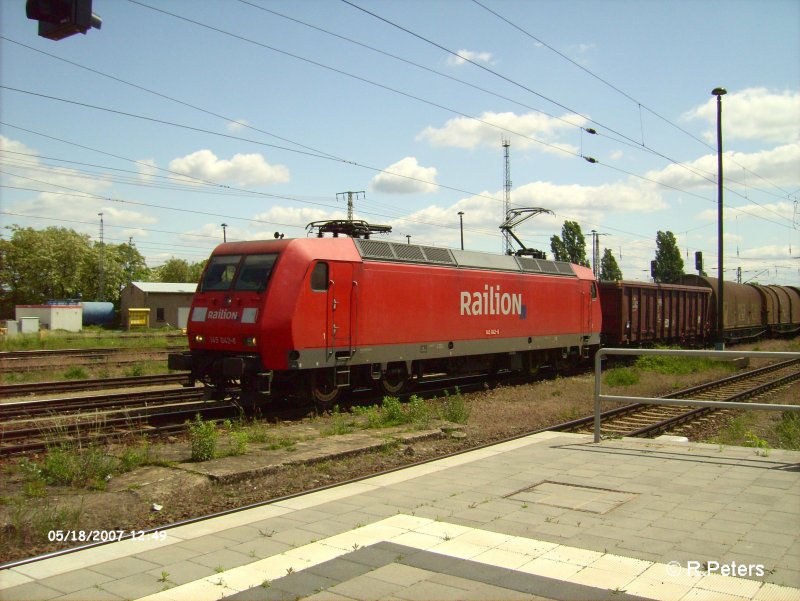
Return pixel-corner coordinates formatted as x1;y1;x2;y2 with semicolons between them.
200;255;241;291
234;254;278;291
310;262;329;291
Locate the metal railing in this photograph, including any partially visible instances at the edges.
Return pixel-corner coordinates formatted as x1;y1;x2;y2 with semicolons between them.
594;348;800;443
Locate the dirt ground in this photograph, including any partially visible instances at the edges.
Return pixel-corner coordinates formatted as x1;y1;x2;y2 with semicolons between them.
1;339;797;565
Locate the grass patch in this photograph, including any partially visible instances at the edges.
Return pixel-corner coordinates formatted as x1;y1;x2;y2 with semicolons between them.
634;350;737;376
63;366;89;380
352;395;434;430
321;406;360;436
604;367;639;387
0;329;184;352
776;412;800;450
5;498;84;547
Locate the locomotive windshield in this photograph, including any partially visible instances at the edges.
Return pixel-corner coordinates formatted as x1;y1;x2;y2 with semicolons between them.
234;254;278;291
199;253;279;292
200;255;241;291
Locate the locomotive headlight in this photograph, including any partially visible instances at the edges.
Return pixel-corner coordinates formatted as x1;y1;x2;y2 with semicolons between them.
193;334;205;344
243;336;257;347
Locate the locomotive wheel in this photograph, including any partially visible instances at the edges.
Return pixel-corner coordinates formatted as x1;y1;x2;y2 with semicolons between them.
308;369;342;408
379;363;414;395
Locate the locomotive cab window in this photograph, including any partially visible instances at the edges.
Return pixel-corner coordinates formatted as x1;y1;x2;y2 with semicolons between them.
200;255;241;291
234;254;278;291
310;262;329;291
591;282;597;299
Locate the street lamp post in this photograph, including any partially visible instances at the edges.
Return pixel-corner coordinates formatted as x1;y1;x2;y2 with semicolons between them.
458;211;464;250
221;223;228;243
712;87;727;350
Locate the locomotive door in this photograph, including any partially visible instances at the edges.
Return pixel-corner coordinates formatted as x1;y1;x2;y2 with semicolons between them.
582;281;596;343
327;262;354;359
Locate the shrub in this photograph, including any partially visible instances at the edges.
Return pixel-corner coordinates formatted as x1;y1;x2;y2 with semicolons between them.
438;388;470;424
187;414;218;461
63;366;88;380
36;443;117;489
406;395;432;429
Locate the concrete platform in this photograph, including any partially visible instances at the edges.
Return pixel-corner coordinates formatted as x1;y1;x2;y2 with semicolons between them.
1;431;798;601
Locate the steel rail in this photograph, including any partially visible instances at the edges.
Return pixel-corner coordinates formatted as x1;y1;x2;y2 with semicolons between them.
0;387;203;420
593;350;800;442
0;373;191;398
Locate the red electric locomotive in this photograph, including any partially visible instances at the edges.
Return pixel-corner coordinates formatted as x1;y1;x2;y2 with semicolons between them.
169;234;602;406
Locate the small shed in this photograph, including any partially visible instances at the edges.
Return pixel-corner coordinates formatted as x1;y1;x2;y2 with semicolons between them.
119;282;196;329
15;304;82;332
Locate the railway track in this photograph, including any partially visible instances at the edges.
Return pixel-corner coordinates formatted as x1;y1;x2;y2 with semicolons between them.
565;358;800;439
0;347;185;375
0;387;238;456
0;373;191;399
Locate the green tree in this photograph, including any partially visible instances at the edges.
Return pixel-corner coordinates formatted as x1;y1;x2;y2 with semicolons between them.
0;226;149;315
599;248;623;281
155;258;204;283
652;231;684;283
188;260;205;283
550;221;590;267
0;226;92;312
79;241;149;303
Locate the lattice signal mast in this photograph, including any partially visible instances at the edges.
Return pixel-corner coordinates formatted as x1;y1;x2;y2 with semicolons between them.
336;191;365;222
502;138;512;254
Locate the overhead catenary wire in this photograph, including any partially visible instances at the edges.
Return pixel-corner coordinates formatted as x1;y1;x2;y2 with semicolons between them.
470;0;797;204
2;3;795;278
339;0;796;224
235;1;793;214
4;6;791;228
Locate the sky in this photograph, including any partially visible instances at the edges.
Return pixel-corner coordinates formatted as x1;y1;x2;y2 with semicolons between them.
1;0;798;286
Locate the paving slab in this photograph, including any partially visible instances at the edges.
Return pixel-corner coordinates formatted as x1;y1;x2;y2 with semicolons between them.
2;431;799;601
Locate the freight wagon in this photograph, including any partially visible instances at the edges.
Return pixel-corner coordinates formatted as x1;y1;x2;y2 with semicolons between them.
681;276;800;342
598;281;711;346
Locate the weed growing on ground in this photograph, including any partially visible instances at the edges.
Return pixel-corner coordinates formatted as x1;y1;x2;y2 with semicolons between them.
634;350;737;376
63;366;88;380
321;406;359;436
30;443;117;490
776;412;800;450
713;415;749;446
437;388;470;424
187;413;218;461
352;394;433;430
6;498;84;546
118;439;156;471
744;432;771;456
125;363;146;377
221;419;249;456
604;367;639;387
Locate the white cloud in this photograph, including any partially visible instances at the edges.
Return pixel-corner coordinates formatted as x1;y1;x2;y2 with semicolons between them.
696;200;795;225
645;143;800;191
446;49;494;66
226;119;249;132
682;88;800;144
370;157;438;194
417;111;586;154
136;158;159;183
168;149;290;186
